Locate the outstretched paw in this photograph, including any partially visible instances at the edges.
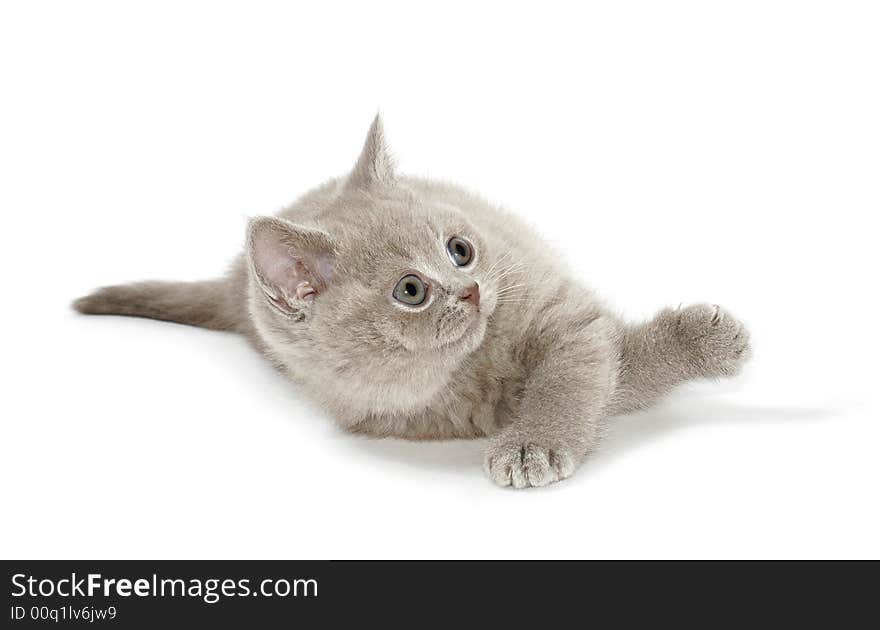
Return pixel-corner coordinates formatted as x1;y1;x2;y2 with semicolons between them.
483;439;577;489
674;303;751;377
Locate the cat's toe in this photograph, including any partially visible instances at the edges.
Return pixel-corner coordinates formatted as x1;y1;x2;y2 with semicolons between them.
675;303;751;377
484;441;576;489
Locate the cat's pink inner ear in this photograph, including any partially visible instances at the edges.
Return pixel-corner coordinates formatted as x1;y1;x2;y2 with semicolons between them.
250;219;335;307
252;229;298;294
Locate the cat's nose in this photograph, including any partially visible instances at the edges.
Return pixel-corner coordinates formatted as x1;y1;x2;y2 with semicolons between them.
458;283;480;308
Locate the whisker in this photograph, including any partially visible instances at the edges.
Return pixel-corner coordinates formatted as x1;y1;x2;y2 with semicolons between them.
486;257;528;284
494;261;527;274
494;283;527;294
483;250;513;279
493;262;532;283
494;269;528;283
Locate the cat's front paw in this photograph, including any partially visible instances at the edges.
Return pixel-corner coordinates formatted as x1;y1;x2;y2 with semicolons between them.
483;439;576;489
674;303;751;377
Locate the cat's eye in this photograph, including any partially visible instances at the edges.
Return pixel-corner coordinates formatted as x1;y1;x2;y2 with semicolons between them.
393;274;427;306
447;236;473;266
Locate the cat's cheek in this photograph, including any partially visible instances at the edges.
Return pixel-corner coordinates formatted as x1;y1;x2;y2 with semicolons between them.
479;293;498;318
459;316;489;355
372;317;419;353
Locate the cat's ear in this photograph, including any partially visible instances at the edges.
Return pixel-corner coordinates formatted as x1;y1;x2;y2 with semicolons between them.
346;113;396;189
247;217;336;314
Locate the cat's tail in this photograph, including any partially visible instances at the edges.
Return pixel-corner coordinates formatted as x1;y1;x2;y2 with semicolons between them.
607;304;751;416
73;278;245;332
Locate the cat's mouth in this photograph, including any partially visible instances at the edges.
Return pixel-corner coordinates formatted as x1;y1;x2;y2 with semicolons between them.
439;309;486;350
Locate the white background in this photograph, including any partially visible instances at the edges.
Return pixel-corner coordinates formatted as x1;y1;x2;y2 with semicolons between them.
1;1;878;559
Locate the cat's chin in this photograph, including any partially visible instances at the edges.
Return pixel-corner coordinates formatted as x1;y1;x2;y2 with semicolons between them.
440;312;488;355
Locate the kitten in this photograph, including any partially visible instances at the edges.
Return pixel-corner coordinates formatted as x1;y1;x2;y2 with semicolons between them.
74;115;751;488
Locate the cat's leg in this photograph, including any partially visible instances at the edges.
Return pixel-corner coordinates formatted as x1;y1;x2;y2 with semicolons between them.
606;303;751;416
483;315;617;489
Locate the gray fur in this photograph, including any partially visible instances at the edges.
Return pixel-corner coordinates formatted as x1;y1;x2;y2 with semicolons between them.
74;115;751;488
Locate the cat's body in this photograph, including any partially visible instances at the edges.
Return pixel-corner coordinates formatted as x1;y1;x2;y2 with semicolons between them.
75;116;750;488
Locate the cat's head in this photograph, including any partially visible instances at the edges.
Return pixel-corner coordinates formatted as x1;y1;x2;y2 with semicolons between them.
245;116;508;409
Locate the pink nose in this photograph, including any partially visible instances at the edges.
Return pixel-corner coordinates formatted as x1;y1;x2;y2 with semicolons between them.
458;283;480;308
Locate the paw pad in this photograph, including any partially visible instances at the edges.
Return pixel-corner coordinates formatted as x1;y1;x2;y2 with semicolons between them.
484;441;576;489
674;304;751;377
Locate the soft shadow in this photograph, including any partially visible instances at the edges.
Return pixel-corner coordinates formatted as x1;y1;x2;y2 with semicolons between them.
596;393;836;464
341;434;487;475
339;392;839;479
